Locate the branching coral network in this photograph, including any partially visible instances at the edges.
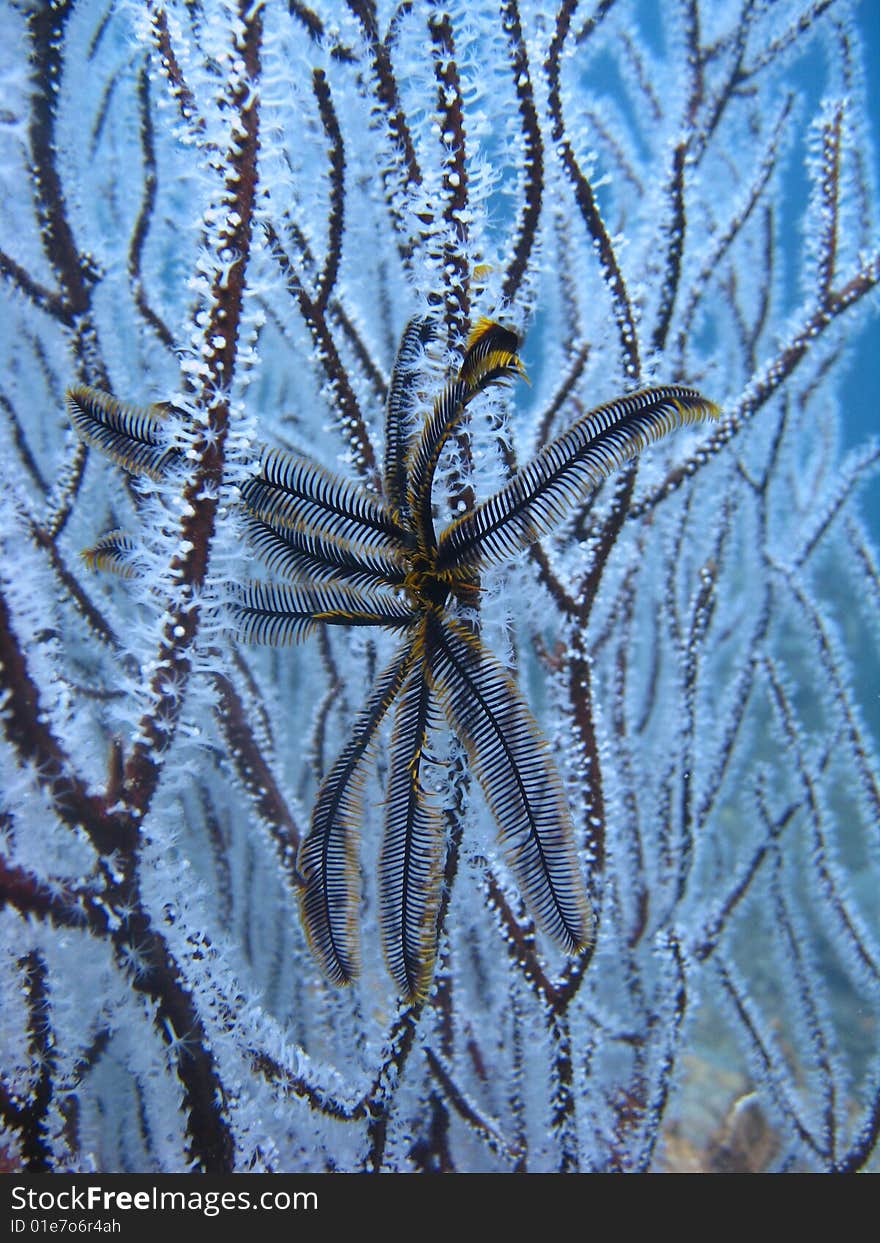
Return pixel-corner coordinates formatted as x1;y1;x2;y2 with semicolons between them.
0;0;878;1173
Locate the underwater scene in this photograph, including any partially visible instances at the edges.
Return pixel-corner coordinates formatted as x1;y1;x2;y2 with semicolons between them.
0;0;878;1173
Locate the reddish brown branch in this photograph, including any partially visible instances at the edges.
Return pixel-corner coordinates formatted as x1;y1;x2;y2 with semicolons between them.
547;0;641;383
0;587;128;856
122;5;265;817
131;64;175;349
264;223;380;484
500;0;544;306
312;69;346;312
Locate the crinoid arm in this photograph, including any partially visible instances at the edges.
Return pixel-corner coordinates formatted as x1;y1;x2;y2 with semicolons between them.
406;319;528;553
378;636;446;1001
229;581;417;646
240;514;407;592
241;444;410;555
66;385;177;480
384;316;437;523
298;641;418;987
80;529;141;579
457;317;528;392
436;385;719;573
425;610;593;954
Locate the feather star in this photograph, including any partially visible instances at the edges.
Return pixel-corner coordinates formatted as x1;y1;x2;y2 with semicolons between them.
66;316;718;1000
